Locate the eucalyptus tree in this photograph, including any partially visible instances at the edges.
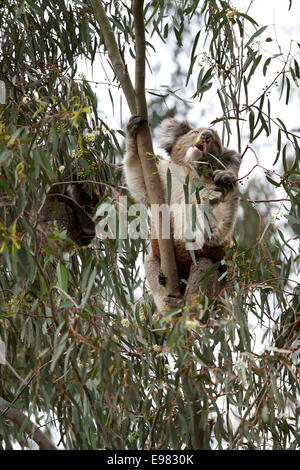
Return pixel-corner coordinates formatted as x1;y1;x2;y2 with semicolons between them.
0;0;299;450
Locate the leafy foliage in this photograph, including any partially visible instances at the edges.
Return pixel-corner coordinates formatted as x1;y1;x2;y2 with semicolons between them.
0;0;299;450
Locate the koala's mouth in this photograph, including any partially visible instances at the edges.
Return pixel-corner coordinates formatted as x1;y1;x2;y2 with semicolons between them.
195;140;207;153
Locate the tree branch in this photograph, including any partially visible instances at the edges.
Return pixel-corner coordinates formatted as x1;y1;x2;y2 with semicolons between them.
91;0;180;295
90;0;136;114
132;0;179;294
0;396;57;450
132;0;147;119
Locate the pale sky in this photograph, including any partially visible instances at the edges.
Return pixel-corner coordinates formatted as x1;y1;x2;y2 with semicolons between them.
83;0;300;275
87;0;300;198
90;0;300;143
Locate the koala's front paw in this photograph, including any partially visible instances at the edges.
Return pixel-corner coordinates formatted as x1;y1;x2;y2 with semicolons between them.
126;115;148;137
158;269;167;287
213;169;236;187
164;293;184;310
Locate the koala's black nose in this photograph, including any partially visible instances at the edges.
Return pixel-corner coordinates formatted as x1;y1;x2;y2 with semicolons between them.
200;129;213;142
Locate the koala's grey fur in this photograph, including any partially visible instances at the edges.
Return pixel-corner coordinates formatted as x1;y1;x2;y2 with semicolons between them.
124;116;241;313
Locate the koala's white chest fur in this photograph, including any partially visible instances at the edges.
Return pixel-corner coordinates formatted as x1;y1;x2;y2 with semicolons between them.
124;116;241;257
157;160;225;249
158;160;219;203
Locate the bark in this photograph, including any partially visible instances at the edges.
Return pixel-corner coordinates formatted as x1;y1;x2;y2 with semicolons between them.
90;0;221;451
90;0;136;114
90;0;180;294
132;0;180;293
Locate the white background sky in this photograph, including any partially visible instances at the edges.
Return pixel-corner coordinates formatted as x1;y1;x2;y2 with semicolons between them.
92;0;300;128
86;0;299;185
81;0;300;288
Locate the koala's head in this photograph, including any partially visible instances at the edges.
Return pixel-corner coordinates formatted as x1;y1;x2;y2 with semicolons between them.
159;118;224;168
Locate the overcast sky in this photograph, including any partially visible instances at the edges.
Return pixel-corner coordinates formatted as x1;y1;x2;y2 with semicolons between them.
89;0;300;146
84;0;300;264
86;0;300;197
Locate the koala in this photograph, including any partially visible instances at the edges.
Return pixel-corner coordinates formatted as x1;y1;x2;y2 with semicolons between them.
124;115;241;312
36;182;97;248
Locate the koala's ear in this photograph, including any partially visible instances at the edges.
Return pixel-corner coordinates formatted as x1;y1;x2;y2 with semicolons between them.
159;118;192;154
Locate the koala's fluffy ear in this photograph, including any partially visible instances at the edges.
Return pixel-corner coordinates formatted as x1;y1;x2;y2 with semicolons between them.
159;118;192;154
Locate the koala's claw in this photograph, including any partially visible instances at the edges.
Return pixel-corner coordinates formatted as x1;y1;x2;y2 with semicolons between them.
213;169;236;187
126;115;148;137
164;293;184;310
158;269;167;286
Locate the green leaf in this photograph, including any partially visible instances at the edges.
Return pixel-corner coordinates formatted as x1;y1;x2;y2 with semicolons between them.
285;76;291;104
263;57;271;76
57;263;68;292
249;109;255;141
238;13;259;27
245;25;268;48
273;129;282;165
0;399;22;409
294;59;300;78
167;168;172;205
266;175;281;187
284;214;300;225
166;323;179;347
50;332;69;373
247;54;262;83
81;268;97;307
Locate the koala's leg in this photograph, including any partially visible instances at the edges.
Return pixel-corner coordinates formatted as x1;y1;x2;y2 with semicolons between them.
124;115;149;205
184;258;222;306
145;253;184;313
144;253;168;313
146;255;222;312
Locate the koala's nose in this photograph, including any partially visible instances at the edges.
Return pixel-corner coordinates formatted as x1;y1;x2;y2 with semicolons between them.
200;129;213;142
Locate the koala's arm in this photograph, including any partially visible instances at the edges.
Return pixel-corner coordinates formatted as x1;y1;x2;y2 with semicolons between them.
205;148;241;246
205;189;240;246
123;115;149;206
213;148;241;186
